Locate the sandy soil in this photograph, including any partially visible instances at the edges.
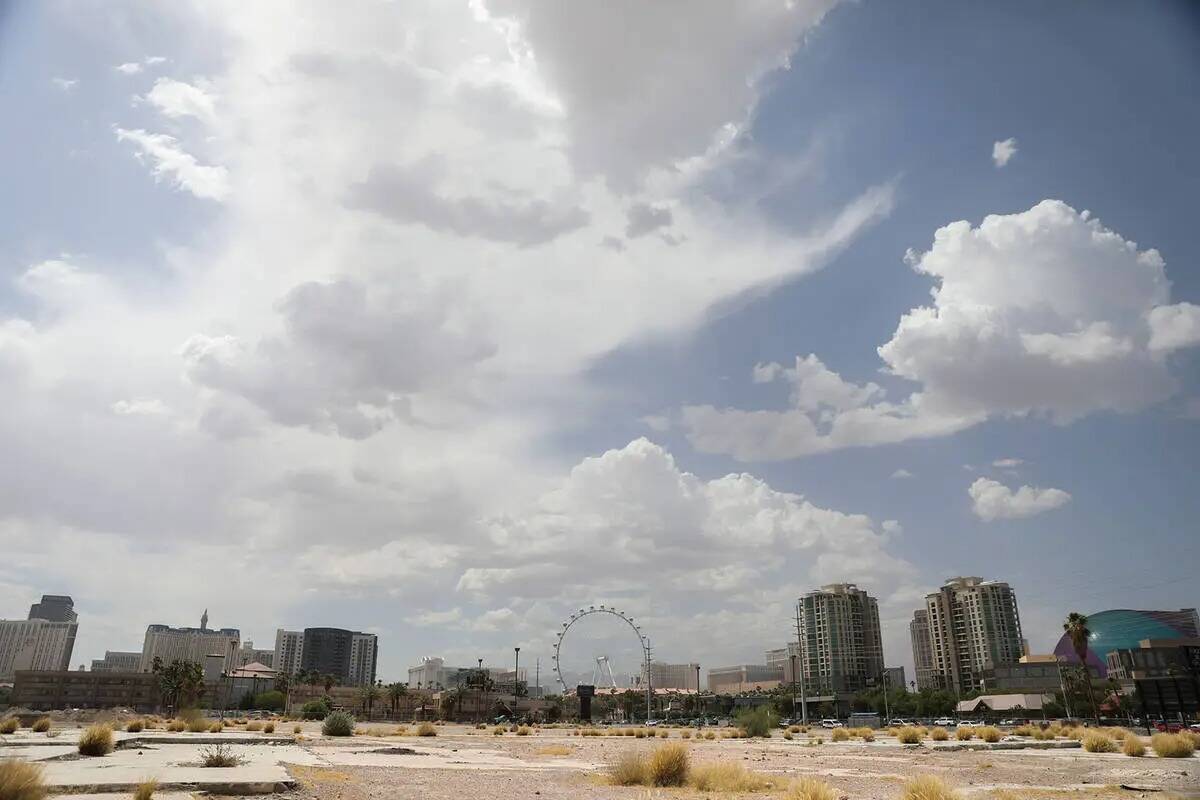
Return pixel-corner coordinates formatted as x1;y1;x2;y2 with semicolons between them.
280;724;1200;800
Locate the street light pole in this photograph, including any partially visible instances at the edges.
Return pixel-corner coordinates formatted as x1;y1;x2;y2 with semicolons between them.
514;647;521;700
882;671;891;724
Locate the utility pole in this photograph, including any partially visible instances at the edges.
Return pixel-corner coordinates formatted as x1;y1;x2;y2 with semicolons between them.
644;637;653;721
535;657;540;700
794;603;809;725
696;664;702;721
881;670;891;724
514;647;521;699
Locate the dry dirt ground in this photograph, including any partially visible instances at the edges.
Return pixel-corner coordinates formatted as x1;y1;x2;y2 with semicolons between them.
279;723;1200;800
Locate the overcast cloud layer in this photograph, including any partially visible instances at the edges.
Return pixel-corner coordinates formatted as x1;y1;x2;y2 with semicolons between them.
3;1;1198;683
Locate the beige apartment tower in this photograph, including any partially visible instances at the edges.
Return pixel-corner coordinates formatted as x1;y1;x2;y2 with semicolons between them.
797;583;884;695
909;609;938;690
924;576;1023;695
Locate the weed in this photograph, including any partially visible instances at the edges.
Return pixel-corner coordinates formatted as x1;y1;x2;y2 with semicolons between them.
1082;732;1116;753
787;776;839;800
322;711;356;737
903;775;962;800
416;722;437;737
78;725;114;757
1122;736;1145;757
646;742;689;787
0;759;46;800
133;778;157;800
1150;732;1194;758
31;719;51;734
199;743;243;767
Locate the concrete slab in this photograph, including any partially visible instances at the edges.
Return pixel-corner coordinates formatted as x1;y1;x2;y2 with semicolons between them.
313;743;599;772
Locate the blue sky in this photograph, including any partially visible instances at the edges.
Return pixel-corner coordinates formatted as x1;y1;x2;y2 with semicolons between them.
1;1;1197;686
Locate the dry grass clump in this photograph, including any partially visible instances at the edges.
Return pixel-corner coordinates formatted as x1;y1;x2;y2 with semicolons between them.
608;752;648;786
208;723;223;733
786;776;839;800
186;718;209;733
680;729;692;739
1151;732;1195;758
416;722;437;737
1013;724;1037;737
1185;731;1200;750
245;721;262;731
703;731;716;740
0;759;47;800
646;743;690;787
536;745;572;756
831;728;850;742
125;719;144;733
903;775;962;800
1104;727;1129;741
492;725;505;735
166;720;186;732
930;727;949;741
516;725;532;736
31;718;51;734
199;743;243;767
977;726;1001;743
78;724;115;756
1082;731;1116;752
783;731;794;740
689;762;779;792
0;718;19;735
262;722;275;733
133;777;158;800
955;726;975;741
1122;736;1145;757
896;727;924;744
657;729;670;739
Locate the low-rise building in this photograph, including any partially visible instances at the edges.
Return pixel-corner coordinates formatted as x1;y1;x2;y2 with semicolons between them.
707;664;782;694
977;658;1099;693
1107;637;1200;719
90;651;143;673
235;641;275;669
11;670;159;711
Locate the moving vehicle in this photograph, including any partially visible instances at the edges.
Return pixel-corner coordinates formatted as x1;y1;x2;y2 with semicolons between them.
932;717;955;726
820;718;843;728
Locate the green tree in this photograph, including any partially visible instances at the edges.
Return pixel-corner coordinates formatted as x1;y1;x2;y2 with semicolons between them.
322;673;337;693
1063;612;1100;724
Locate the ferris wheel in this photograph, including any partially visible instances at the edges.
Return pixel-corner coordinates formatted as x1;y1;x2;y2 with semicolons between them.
551;604;653;717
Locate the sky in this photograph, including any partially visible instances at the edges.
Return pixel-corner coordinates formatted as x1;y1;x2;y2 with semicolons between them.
1;0;1198;690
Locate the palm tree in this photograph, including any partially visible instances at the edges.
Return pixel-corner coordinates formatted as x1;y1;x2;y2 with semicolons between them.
1063;612;1100;724
322;673;337;694
387;682;408;718
358;683;382;719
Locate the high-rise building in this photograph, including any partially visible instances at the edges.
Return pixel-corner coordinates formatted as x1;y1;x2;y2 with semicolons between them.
883;666;906;690
28;595;77;623
299;628;377;687
707;664;783;694
797;583;885;695
274;629;304;675
765;644;802;684
641;661;701;690
910;609;938;690
924;576;1023;695
0;618;78;680
139;611;240;673
90;651;142;673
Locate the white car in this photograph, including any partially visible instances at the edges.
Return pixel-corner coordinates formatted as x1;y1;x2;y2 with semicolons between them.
820;719;844;728
932;717;955;726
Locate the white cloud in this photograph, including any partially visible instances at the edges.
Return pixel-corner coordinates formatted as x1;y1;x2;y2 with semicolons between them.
992;458;1023;468
992;137;1017;167
889;468;913;479
144;78;217;125
111;398;169;416
685;200;1200;460
115;62;143;75
51;77;78;91
968;477;1071;521
114;127;229;200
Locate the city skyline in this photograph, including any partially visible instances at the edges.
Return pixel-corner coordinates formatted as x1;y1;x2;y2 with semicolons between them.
1;2;1198;690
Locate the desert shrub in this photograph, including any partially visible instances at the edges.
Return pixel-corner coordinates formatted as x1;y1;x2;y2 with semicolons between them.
831;728;849;742
978;726;1001;743
253;690;284;712
930;727;949;741
736;706;777;738
262;722;275;733
31;718;51;733
1151;732;1195;758
903;775;962;800
0;718;19;734
788;725;801;734
623;728;635;736
646;742;689;787
133;778;157;800
186;718;209;733
1065;727;1086;741
1122;736;1145;757
321;711;356;737
703;731;716;740
0;759;46;800
634;728;647;739
301;698;332;720
658;729;670;738
536;745;572;756
291;724;302;734
208;723;223;733
244;721;261;731
896;727;923;744
1186;731;1200;750
1105;727;1129;741
1082;732;1115;753
809;735;824;745
680;729;692;739
124;719;144;733
166;720;186;732
783;731;794;740
516;725;531;736
955;726;974;741
608;752;648;786
1013;725;1037;737
787;776;839;800
416;722;437;737
78;724;115;756
199;743;243;767
689;762;777;792
492;725;505;735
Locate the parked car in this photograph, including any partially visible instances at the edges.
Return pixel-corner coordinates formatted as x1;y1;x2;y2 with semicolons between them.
1153;720;1184;733
645;719;661;727
888;718;912;726
820;718;844;729
932;717;955;727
